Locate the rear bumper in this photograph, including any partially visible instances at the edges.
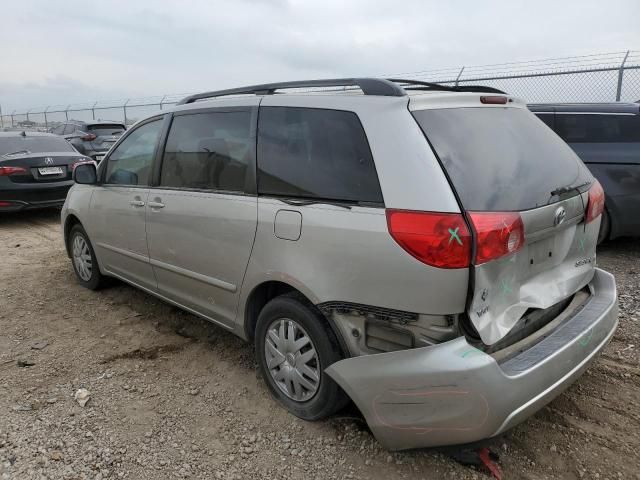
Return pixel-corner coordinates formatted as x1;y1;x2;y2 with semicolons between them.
326;268;618;451
0;182;73;211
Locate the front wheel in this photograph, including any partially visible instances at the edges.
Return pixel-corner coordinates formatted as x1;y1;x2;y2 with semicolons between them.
68;224;106;290
255;295;348;420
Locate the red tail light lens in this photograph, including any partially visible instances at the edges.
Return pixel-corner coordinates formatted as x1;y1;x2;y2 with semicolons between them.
82;133;97;141
469;212;525;264
585;180;605;224
386;210;471;268
0;166;27;176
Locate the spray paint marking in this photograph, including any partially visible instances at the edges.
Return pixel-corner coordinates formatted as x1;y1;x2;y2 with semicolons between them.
500;278;512;296
578;237;586;253
461;347;484;358
579;328;594;347
448;227;463;246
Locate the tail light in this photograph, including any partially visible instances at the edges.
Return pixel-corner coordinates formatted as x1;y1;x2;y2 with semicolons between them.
82;133;97;141
0;166;27;176
0;201;14;207
468;212;525;264
480;96;508;105
585;180;605;224
386;210;471;268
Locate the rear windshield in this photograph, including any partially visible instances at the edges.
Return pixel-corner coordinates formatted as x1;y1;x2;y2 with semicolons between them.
87;124;126;136
0;136;76;156
413;107;592;211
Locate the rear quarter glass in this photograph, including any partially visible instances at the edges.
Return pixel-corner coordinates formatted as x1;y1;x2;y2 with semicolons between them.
412;107;592;212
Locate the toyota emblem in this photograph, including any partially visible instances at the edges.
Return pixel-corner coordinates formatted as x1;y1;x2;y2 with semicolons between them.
554;206;567;226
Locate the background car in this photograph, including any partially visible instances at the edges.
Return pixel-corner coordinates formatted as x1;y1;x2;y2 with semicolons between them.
51;120;126;162
530;103;640;243
0;131;93;211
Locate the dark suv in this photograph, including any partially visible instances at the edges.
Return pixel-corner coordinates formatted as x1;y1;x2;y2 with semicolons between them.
529;103;640;243
51;120;126;162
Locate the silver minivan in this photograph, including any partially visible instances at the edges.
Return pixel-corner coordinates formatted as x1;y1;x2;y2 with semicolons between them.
62;78;618;451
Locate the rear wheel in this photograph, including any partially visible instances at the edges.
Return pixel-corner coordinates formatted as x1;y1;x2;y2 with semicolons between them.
69;224;106;290
597;209;611;245
255;295;348;420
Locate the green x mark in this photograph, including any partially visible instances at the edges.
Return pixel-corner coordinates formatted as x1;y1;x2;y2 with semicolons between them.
578;238;586;253
500;278;512;295
448;227;463;246
461;347;484;358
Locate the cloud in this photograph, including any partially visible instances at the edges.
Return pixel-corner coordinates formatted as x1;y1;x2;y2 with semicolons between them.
1;0;639;111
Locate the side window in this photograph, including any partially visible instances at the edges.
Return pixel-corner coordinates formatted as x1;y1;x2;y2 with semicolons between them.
160;111;251;192
105;119;163;186
257;107;383;204
555;114;640;143
62;124;75;135
52;125;65;135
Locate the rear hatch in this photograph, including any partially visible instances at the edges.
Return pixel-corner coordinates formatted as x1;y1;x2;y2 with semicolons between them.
411;99;599;345
86;123;125;151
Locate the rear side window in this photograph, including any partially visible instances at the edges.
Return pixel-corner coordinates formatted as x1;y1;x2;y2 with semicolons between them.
257;107;383;204
160;111;252;192
554;114;640;143
87;124;126;136
62;124;75;135
413;107;592;212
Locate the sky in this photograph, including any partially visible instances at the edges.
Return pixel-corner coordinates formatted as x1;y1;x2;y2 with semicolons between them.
1;0;639;112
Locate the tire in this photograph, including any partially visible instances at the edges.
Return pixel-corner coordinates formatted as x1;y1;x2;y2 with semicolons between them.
255;294;348;420
597;209;611;245
68;224;106;290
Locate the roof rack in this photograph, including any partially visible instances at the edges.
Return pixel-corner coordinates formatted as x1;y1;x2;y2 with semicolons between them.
387;78;507;94
176;78;406;105
176;78;508;105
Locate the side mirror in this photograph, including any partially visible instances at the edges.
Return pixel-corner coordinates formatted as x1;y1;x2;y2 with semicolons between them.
73;162;98;184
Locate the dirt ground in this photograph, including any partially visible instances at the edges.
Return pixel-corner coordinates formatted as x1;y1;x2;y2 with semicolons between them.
0;209;638;480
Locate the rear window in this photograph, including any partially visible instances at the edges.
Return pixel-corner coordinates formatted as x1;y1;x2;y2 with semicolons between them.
413;107;592;212
87;124;126;136
554;114;640;143
0;136;76;156
257;107;383;204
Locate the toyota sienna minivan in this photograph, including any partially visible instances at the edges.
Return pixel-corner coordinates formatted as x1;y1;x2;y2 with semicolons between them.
62;78;618;451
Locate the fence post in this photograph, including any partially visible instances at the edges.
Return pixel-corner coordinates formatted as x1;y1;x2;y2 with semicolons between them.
0;103;3;129
455;66;465;86
44;106;49;130
26;109;31;123
92;101;97;120
11;111;15;127
65;105;70;121
616;50;630;101
123;99;129;125
159;95;167;110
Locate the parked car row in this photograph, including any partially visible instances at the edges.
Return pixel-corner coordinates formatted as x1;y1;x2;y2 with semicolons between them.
0;120;125;211
529;102;640;243
62;78;617;451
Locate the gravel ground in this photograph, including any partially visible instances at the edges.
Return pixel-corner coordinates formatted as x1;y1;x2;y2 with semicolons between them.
0;209;638;480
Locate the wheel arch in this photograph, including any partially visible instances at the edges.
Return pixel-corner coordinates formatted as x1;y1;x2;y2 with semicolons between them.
63;214;83;257
243;280;350;358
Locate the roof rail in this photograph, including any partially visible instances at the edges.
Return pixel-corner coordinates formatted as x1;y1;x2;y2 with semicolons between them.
177;78;406;105
387;78;507;94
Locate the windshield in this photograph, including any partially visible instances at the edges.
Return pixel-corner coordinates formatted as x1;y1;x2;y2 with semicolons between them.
0;136;76;156
87;124;126;136
412;107;592;211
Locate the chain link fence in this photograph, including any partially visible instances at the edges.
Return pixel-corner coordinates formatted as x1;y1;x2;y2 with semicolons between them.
2;50;639;130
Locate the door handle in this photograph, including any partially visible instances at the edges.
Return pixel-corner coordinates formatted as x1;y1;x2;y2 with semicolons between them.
148;201;165;209
129;200;145;207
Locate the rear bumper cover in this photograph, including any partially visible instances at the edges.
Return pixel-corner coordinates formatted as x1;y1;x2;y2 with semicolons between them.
326;268;618;451
0;182;73;211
